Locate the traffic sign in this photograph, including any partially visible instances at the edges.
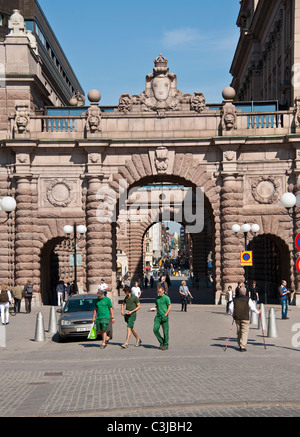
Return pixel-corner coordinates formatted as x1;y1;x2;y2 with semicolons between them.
295;233;300;251
240;251;253;266
296;257;300;274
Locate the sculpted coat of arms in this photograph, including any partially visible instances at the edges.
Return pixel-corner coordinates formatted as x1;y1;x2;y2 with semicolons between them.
117;54;207;116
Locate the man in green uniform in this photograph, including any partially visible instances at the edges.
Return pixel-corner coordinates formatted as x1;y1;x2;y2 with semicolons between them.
121;285;141;348
92;290;115;349
153;286;171;350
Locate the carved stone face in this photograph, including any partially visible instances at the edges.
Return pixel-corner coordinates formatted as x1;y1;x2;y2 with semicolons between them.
224;113;235;128
152;76;171;101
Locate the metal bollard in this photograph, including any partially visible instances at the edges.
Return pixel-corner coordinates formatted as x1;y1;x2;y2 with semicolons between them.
258;303;267;331
48;306;57;334
267;308;278;338
34;312;45;342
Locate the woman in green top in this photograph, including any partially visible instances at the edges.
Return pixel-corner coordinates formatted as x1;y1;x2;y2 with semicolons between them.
121;286;141;348
92;290;115;349
153;286;171;350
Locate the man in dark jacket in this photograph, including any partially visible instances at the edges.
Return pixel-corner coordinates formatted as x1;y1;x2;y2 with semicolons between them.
23;280;33;314
229;286;261;352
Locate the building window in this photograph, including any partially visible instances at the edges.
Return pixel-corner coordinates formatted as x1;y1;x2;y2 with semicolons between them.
25;20;34;31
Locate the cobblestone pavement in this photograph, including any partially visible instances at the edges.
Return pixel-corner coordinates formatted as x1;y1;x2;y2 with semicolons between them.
1;280;300;419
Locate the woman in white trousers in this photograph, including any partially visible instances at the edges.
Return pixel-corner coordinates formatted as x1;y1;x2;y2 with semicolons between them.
0;286;13;325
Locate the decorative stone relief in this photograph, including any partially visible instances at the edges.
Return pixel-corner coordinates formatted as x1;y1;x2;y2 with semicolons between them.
26;31;38;55
41;179;79;208
7;10;26;37
17;153;29;164
221;101;237;131
190;92;206;113
294;97;300;128
89;153;101;164
86;105;101;133
223;150;236;161
15;104;30;134
70;91;86;107
155;146;169;174
117;54;207;116
251;176;279;204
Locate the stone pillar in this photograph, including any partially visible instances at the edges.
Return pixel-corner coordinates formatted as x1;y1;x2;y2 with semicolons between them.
14;176;34;286
86;176;114;294
127;222;145;283
293;179;300;305
0;177;14;287
220;174;244;299
31;176;42;303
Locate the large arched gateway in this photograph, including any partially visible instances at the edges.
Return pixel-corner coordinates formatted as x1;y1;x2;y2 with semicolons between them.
0;11;300;306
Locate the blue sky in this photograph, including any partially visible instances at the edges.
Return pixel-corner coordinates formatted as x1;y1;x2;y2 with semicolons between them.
38;0;241;107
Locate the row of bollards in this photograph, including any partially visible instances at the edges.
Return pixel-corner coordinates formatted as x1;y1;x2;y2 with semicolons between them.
250;303;278;338
34;306;57;342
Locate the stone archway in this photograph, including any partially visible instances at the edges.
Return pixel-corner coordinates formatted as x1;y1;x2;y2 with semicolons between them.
40;237;65;305
40;237;80;305
108;154;220;298
248;234;290;303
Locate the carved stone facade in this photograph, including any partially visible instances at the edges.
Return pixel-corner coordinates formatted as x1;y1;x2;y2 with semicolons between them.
1;9;300;307
117;54;207;117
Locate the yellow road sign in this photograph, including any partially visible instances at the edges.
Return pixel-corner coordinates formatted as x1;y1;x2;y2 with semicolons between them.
240;251;253;266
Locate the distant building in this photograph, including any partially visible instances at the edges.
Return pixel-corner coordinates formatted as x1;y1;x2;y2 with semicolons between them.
0;0;84;106
230;0;300;109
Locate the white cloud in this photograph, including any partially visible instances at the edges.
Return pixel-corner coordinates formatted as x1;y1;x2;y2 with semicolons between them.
162;28;204;50
161;27;239;53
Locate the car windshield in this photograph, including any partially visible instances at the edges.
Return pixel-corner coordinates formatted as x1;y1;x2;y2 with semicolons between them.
63;298;97;313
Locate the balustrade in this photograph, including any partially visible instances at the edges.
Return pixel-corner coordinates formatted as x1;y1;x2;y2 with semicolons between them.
8;109;295;139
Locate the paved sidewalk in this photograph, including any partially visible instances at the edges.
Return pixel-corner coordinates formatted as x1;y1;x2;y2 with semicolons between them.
1;294;300;417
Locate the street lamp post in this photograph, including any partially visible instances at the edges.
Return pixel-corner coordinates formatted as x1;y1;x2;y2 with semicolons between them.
280;192;300;219
232;222;260;250
232;222;260;291
63;223;87;293
0;196;17;222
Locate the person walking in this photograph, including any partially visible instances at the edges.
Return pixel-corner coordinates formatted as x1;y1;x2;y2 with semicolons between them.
0;284;13;325
158;276;168;295
150;272;154;288
92;289;115;349
23;280;33;314
56;280;65;306
225;285;233;314
12;283;23;313
153;286;171;350
179;280;193;312
98;278;108;292
65;282;72;299
235;281;244;298
131;281;141;298
279;280;290;319
249;280;260;304
229;286;261;352
121;285;141;348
